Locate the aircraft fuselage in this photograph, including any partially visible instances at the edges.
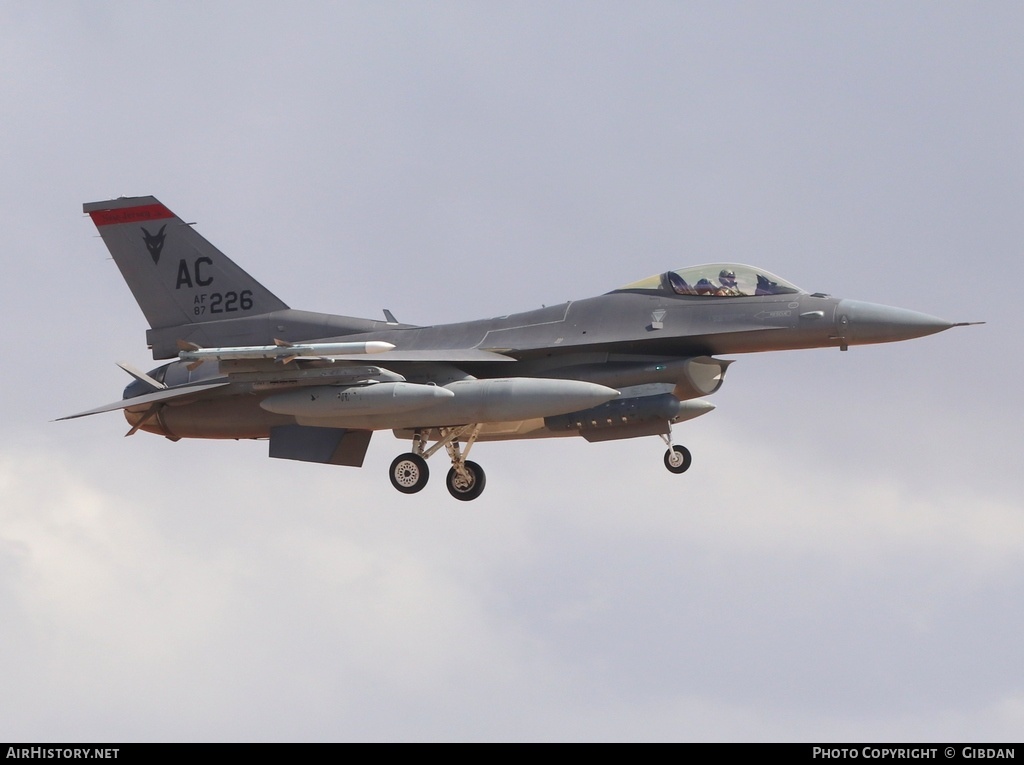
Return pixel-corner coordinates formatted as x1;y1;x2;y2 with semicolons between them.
123;288;948;441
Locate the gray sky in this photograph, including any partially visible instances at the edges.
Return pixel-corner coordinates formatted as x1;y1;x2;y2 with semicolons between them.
1;1;1021;742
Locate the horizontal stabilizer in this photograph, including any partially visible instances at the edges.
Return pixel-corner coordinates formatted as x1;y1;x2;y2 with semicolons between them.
56;381;230;420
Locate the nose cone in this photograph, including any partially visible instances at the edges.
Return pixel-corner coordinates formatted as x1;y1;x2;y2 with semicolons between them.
837;299;954;345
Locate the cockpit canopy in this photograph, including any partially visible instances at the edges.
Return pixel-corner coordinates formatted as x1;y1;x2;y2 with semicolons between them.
615;264;803;298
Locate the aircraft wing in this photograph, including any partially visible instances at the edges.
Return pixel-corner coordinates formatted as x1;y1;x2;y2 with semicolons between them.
56;382;231;420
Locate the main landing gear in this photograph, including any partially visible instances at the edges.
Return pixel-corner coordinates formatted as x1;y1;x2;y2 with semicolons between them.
389;425;487;501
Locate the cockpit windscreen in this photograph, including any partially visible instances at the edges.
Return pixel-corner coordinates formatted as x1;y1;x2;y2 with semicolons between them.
616;264;803;298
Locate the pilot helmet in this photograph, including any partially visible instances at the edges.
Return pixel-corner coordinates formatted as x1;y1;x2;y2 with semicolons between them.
719;268;737;285
695;278;715;295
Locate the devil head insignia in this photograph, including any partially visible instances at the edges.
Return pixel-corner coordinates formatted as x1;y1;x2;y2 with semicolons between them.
141;225;167;265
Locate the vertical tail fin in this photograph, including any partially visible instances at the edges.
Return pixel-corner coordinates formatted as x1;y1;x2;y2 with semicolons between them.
84;196;288;330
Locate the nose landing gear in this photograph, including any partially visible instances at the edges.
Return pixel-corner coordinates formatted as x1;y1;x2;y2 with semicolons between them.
660;432;692;474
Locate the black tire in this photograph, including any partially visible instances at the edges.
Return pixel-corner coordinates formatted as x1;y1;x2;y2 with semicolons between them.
390;453;429;494
664;445;692;474
446;460;486;501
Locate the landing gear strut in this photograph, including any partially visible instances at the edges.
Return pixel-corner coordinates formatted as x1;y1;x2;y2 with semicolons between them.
388;425;488;501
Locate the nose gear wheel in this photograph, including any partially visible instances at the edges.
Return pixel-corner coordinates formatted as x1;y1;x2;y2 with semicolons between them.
663;445;692;474
659;430;692;474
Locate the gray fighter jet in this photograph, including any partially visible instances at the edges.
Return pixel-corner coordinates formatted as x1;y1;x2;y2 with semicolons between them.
62;196;977;501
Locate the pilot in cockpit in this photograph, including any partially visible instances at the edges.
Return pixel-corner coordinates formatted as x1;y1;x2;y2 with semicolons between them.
716;269;742;296
695;278;717;295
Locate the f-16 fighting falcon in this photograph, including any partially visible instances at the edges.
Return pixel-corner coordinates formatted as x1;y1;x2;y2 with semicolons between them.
61;196;978;501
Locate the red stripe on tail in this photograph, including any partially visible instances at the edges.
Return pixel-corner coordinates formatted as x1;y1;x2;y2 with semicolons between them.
89;203;174;226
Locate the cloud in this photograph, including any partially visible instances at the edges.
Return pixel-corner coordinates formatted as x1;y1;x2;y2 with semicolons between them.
2;427;1021;740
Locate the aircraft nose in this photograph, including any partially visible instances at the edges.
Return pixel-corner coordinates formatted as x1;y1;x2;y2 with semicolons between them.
836;299;954;345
